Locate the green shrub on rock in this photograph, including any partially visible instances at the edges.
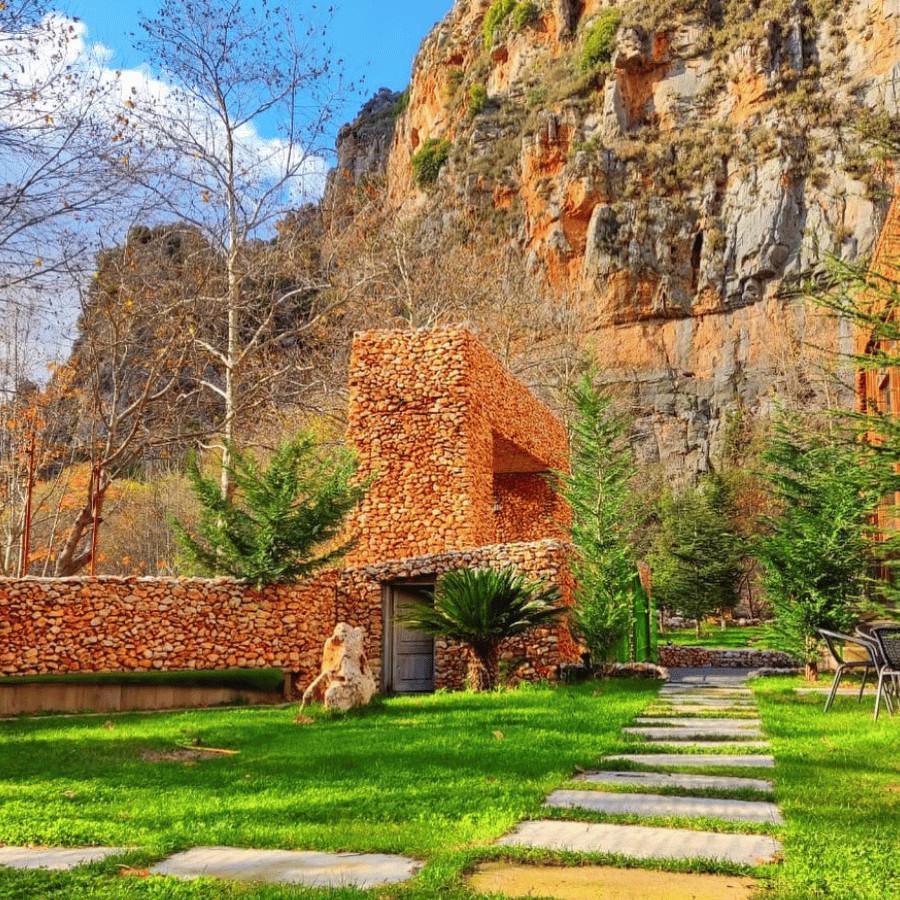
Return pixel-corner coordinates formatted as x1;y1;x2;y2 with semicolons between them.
580;10;622;71
511;1;539;31
411;138;451;187
469;83;489;114
483;0;516;48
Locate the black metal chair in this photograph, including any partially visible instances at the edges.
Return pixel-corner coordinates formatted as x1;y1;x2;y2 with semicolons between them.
871;625;900;721
817;629;882;713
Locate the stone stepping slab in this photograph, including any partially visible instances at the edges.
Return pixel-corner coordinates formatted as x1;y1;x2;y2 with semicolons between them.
150;846;421;888
606;753;775;769
499;820;782;865
625;727;763;741
469;862;758;899
0;846;127;871
635;718;761;729
545;789;783;824
635;741;770;751
575;770;774;793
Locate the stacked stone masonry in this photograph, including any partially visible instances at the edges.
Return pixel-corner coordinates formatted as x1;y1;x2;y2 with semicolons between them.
658;646;797;670
345;329;570;566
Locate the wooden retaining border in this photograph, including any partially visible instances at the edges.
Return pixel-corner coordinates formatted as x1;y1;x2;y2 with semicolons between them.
0;680;286;716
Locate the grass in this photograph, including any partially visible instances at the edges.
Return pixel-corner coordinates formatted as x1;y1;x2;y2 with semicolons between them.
0;680;655;898
0;669;284;692
753;677;900;899
661;624;772;649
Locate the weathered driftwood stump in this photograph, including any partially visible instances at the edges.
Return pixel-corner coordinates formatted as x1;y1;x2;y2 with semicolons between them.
296;623;377;719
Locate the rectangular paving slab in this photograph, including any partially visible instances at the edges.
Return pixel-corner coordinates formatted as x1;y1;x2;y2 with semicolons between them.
606;753;775;768
0;847;127;871
469;862;758;900
625;727;764;740
545;789;783;824
636;740;770;750
635;718;761;728
498;820;782;865
150;847;421;888
575;770;774;793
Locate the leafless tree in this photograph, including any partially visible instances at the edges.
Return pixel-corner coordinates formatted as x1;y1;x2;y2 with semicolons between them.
129;0;351;498
0;1;141;307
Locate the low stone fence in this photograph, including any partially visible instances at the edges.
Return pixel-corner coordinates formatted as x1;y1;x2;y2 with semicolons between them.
0;574;338;687
658;645;797;669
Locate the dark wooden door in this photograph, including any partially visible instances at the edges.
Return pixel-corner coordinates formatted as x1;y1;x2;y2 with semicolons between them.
389;586;435;693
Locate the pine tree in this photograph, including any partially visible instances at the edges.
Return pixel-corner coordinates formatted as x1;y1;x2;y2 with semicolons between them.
172;434;366;587
757;415;893;679
556;371;638;663
649;475;744;637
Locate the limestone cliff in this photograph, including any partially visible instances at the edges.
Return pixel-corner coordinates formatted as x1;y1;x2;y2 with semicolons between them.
328;0;899;473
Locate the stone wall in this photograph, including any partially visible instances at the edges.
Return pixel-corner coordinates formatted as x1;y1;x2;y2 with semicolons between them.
659;645;797;669
345;328;569;567
0;540;578;692
0;574;338;684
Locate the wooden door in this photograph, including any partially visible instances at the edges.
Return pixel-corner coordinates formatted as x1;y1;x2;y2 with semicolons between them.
388;585;435;693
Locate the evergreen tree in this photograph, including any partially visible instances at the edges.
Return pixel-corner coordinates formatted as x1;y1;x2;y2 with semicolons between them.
173;434;366;587
757;415;893;679
556;371;638;663
649;474;744;636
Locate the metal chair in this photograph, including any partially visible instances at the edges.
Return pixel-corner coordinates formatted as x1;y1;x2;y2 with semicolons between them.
871;625;900;721
817;629;882;713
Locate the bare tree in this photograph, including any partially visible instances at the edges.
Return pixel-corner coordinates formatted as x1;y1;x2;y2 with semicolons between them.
0;1;141;304
130;0;349;498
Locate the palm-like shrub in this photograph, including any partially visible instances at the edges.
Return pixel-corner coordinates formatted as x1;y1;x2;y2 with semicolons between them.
401;567;563;691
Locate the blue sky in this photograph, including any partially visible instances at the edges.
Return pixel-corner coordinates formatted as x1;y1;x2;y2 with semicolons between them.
57;0;453;143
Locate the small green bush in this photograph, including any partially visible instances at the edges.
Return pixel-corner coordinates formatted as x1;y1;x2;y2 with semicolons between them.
411;138;451;187
483;0;516;48
511;1;539;31
391;88;410;118
468;83;489;114
580;10;622;71
446;68;464;98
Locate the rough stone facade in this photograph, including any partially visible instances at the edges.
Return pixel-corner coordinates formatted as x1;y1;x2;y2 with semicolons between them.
340;539;578;690
659;645;797;670
345;328;569;566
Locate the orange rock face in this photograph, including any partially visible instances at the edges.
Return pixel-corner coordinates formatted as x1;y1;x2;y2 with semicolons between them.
338;0;898;473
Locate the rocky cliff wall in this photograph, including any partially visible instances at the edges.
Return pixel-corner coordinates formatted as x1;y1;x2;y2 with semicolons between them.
328;0;899;472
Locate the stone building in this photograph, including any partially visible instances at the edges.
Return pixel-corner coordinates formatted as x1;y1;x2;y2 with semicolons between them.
0;329;581;694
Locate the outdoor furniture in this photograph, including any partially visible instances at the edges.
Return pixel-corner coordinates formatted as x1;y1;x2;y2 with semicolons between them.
817;629;882;713
871;625;900;721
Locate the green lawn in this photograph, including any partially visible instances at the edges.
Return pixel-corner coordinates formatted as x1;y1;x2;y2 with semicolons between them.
2;678;897;898
661;624;771;649
0;681;654;898
753;677;900;900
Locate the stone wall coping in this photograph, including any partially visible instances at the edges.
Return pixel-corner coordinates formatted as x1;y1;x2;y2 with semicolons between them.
350;539;573;578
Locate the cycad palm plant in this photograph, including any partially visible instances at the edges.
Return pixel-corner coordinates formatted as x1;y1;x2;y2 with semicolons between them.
401;567;563;691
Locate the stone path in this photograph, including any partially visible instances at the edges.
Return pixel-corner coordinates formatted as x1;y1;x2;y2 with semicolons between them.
1;669;784;896
486;669;784;895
